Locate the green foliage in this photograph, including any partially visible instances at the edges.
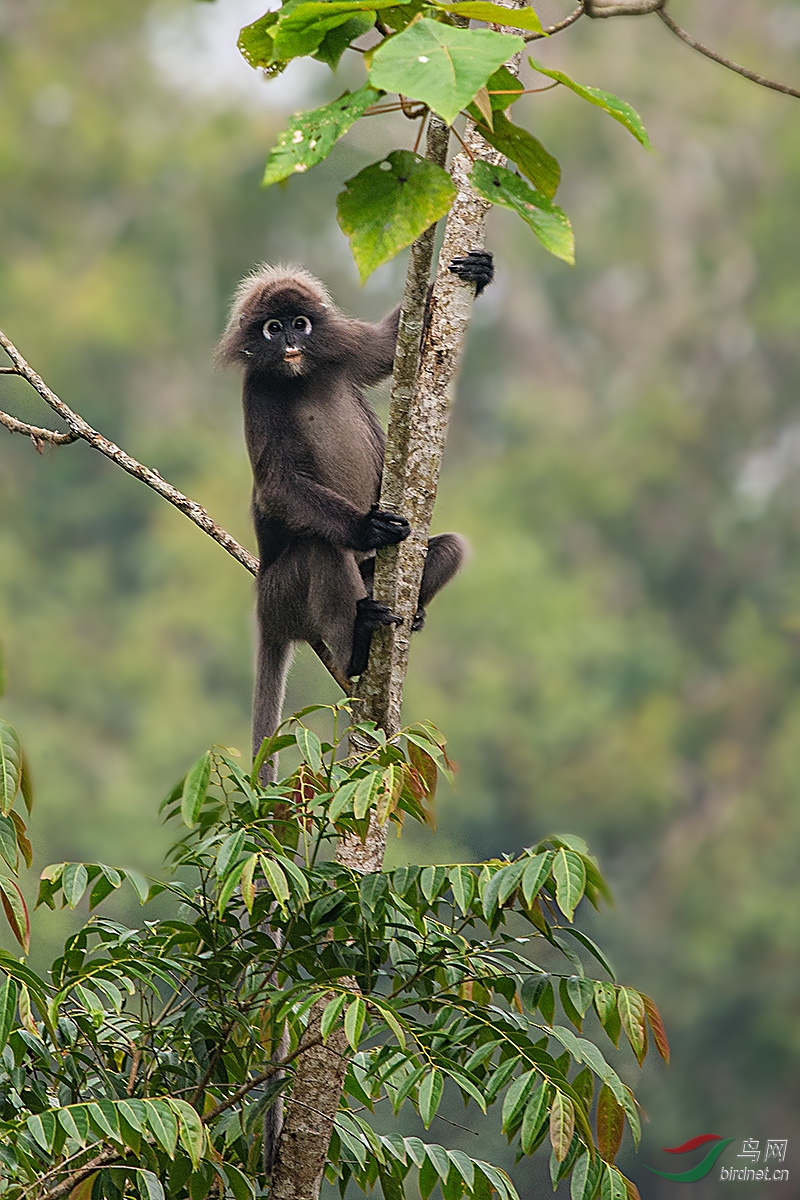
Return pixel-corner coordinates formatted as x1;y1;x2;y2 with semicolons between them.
368;21;523;127
0;710;664;1198
469;161;574;264
527;59;651;149
240;0;650;276
0;652;34;956
262;86;381;186
337;151;457;280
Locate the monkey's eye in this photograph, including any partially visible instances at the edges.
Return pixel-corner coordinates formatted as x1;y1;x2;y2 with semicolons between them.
292;316;312;335
263;319;283;339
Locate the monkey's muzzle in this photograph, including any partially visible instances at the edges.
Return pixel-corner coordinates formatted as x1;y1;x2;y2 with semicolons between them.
283;348;302;364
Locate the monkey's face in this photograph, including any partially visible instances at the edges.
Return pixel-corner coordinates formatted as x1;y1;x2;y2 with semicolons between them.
236;286;329;379
260;313;313;377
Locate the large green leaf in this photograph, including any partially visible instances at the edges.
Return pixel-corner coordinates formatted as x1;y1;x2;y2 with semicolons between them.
435;1;543;33
470;159;574;264
369;19;523;125
337;150;456;280
529;58;651;148
263;84;383;186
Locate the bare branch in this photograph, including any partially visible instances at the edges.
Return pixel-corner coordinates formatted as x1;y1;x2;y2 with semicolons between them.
0;330;349;689
38;1147;119;1200
1;329;257;575
658;7;800;100
0;408;79;446
585;0;662;16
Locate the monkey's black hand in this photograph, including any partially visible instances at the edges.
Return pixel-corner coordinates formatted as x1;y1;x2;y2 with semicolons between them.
357;506;411;551
449;250;494;297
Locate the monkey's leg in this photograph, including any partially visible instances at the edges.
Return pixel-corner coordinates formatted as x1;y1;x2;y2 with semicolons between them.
348;597;402;676
253;634;295;783
413;533;468;631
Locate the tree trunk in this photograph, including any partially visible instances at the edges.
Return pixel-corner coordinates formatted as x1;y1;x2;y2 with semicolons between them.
269;99;511;1200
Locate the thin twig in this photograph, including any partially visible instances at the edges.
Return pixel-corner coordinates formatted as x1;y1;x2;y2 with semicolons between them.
0;408;79;446
525;2;584;41
38;1147;120;1200
584;0;662;16
658;7;800;100
0;330;347;689
201;1035;323;1122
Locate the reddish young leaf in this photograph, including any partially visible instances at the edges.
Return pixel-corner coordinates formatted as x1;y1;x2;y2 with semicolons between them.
641;993;670;1064
0;875;30;952
596;1083;624;1163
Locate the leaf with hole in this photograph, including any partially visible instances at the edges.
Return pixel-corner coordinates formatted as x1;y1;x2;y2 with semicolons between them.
472;110;560;198
337;150;456;281
369;19;523;125
264;87;380;187
470;160;574;264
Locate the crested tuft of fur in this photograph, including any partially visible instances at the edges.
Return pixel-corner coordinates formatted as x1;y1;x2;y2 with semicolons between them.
215;264;335;367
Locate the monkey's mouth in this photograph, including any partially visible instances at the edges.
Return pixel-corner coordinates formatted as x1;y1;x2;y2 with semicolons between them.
282;348;304;375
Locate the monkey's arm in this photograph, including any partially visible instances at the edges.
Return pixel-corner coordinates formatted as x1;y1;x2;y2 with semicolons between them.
254;457;409;551
345;305;401;388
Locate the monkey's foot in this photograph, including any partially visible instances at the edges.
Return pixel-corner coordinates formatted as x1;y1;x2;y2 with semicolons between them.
356;596;403;630
348;597;402;676
449;250;494;296
411;607;426;632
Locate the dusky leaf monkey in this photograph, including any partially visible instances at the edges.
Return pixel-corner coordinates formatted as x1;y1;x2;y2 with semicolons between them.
217;253;493;783
216;252;492;1173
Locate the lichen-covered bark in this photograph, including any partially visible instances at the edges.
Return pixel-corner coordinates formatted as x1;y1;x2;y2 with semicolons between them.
356;122;504;739
268;998;350;1200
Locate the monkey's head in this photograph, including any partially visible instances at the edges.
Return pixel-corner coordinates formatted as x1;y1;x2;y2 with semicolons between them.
216;265;338;380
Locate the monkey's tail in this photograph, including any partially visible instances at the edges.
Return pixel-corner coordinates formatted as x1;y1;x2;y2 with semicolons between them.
263;1024;289;1175
253;637;294;783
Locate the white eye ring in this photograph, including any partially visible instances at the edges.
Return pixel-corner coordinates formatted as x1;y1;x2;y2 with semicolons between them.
263;319;283;339
292;315;312;334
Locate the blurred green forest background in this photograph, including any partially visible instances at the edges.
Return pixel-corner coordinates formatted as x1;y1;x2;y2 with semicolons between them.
2;0;800;1194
